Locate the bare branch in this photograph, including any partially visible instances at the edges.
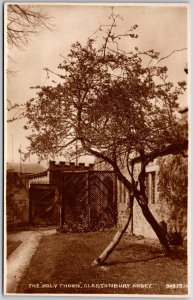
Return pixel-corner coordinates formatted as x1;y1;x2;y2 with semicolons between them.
154;48;187;67
7;4;54;49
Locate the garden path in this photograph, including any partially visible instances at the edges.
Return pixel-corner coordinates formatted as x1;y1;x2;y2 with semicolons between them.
6;228;56;294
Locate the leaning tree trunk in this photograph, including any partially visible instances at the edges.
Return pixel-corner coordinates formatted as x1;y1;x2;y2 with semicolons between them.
91;193;170;267
91;201;133;267
136;194;171;255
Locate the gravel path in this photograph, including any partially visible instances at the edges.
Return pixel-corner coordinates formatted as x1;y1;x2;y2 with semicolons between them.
5;228;56;294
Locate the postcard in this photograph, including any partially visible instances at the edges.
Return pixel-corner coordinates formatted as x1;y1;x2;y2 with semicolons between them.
4;3;190;297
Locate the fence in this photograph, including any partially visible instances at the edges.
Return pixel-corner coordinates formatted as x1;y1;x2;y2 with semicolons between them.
29;171;117;230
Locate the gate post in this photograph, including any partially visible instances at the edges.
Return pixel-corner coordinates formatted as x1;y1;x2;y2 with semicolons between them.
29;186;35;225
29;187;32;225
59;188;64;228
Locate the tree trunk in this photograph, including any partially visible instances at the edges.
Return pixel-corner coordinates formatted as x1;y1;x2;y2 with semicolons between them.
91;209;132;266
136;197;171;255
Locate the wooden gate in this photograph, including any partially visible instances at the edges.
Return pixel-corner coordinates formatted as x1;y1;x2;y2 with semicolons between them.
29;184;59;225
29;171;117;229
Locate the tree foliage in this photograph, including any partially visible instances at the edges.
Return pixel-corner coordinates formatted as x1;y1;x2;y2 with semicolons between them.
24;12;187;167
9;10;188;256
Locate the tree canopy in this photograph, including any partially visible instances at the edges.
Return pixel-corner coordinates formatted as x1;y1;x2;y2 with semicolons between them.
23;12;187;172
9;10;188;256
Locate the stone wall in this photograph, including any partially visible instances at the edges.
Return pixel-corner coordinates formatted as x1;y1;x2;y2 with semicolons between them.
132;202;160;238
132;196;187;242
115;158;187;243
6;172;29;225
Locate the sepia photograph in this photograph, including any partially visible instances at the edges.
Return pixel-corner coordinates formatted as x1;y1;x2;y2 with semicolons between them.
4;3;189;296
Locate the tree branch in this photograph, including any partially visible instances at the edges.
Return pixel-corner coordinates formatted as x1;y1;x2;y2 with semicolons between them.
131;141;188;165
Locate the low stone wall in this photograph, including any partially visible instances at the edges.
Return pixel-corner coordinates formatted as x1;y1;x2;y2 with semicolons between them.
132;199;187;242
7;185;29;225
132;202;160;238
116;186;187;242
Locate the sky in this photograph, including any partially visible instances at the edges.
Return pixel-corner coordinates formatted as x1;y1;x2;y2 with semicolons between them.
5;4;189;165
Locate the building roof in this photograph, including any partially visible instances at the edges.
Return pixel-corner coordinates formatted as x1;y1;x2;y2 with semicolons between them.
7;163;47;174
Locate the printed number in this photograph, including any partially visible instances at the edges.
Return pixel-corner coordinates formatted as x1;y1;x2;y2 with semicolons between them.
166;284;184;289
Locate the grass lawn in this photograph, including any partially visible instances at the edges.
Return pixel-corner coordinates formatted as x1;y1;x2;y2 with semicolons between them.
7;240;22;258
16;230;188;295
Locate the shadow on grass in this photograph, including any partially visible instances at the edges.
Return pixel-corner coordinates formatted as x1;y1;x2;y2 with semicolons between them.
102;243;187;266
103;255;165;266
